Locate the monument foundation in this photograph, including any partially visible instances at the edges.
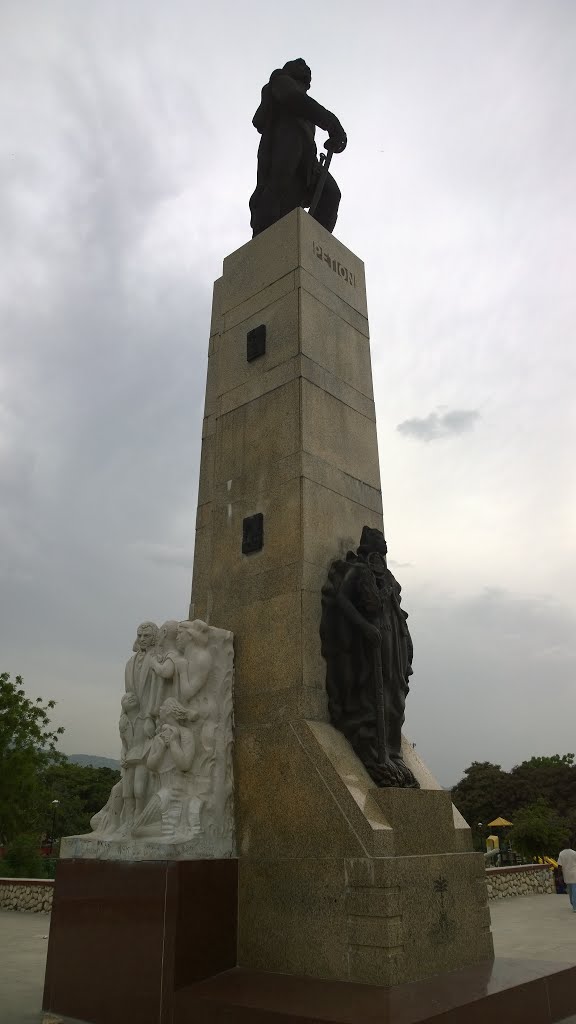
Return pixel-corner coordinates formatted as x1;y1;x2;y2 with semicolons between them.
43;859;237;1024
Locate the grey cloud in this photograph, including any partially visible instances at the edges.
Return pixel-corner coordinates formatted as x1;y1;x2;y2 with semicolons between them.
133;543;193;570
396;409;480;442
407;587;576;786
0;34;212;682
0;0;574;771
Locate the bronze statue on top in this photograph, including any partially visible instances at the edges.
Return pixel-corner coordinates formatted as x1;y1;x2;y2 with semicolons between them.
320;527;419;789
249;58;347;237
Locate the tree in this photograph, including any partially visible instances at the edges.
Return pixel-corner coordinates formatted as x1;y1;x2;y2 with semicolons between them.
40;762;120;839
451;762;511;833
1;834;47;878
508;755;576;819
508;799;570;859
452;754;576;842
518;754;574;768
0;672;65;843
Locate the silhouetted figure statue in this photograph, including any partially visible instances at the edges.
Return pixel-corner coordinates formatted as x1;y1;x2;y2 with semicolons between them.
249;58;347;237
320;527;419;789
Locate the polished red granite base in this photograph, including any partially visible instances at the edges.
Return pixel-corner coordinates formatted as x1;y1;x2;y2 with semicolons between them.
174;959;576;1024
43;860;576;1024
42;858;237;1024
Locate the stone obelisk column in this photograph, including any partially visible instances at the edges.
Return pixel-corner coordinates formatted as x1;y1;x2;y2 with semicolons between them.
191;208;492;986
192;206;381;715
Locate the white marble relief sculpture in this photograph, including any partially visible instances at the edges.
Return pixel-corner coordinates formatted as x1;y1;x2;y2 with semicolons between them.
121;621;160;824
61;619;235;861
151;619;213;707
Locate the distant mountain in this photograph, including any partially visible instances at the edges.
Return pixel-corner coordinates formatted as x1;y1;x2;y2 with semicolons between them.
68;754;120;770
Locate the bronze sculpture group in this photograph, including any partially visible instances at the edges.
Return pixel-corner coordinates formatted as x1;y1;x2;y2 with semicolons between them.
321;528;419;789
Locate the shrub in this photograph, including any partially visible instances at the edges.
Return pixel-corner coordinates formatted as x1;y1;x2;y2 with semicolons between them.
4;834;45;878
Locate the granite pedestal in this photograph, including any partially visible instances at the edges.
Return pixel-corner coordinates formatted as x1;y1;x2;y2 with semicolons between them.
43;858;237;1024
174;960;576;1024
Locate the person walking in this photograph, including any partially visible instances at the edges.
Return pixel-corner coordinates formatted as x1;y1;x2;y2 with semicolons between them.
558;841;576;911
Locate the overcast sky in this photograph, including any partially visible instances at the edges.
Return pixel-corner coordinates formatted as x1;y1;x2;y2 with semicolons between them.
1;0;574;787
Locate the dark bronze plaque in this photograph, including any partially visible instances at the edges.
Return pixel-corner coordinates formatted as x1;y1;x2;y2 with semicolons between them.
242;513;264;554
247;324;266;361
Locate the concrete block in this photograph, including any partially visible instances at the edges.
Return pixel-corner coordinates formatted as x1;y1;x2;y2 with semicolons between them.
216;287;300;400
301;378;381;490
214;378;300;484
300;354;375;420
297;265;370;338
223;270;296;331
299;209;368;318
300;286;373;396
302;477;384;571
221;212;300;314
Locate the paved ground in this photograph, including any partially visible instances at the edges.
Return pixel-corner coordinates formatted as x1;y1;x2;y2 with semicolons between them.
0;910;51;1024
491;892;576;963
1;895;576;1023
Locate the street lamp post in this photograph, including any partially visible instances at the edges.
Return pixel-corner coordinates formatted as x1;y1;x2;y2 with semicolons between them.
49;799;60;856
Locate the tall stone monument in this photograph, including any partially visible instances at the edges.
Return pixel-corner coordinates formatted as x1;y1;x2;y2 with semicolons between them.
44;60;576;1024
190;206;492;986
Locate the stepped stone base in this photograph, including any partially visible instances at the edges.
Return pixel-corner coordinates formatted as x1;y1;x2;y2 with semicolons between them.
236;721;492;986
60;831;234;862
173;959;576;1024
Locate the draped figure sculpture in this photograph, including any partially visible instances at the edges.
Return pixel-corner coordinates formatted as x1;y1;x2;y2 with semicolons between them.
320;527;418;789
131;697;198;840
149;619;212;707
86;618;234;857
121;621;160;823
131;619;215;840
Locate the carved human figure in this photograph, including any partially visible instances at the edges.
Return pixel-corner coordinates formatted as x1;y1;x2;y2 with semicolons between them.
89;781;123;835
85;617;234;853
157;619;179;657
132;698;197;839
320;527;418;789
151;620;179;712
249;58;347;237
121;621;160;821
149;619;212;706
119;692;139;760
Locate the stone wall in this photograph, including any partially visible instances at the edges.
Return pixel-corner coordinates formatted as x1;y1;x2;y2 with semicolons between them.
0;877;54;912
486;864;554;900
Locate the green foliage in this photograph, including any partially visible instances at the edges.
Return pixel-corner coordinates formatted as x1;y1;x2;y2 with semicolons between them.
41;762;121;838
508;755;576;819
450;762;511;832
508;800;570;859
0;671;120;852
41;857;58;879
2;834;46;878
452;754;576;856
519;754;574;768
0;672;65;843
